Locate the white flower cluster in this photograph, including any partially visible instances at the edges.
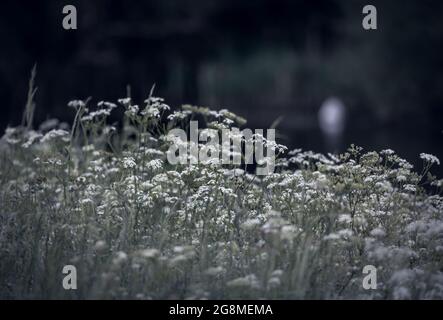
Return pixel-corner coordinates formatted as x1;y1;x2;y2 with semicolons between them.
1;95;442;300
420;153;440;165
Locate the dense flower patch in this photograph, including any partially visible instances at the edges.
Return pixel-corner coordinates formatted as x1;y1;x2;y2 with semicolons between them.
0;95;442;299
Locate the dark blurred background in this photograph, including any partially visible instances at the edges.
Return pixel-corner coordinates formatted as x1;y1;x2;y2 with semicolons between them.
0;0;442;174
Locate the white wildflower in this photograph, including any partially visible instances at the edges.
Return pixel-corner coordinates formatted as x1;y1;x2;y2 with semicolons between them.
241;218;261;230
404;184;416;193
204;266;225;277
94;240;107;252
420;153;440;165
370;227;386;238
67;100;86;109
41;129;70;143
140;248;160;259
227;274;260;289
338;214;352;224
146;159;163;171
113;251;128;266
22;131;42;148
118;97;131;105
122;157;136;169
380;149;395;156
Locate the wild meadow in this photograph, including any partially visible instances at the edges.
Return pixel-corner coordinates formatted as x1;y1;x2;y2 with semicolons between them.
1;83;442;299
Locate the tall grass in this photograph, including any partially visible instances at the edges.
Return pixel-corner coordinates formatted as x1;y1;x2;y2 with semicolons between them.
0;90;442;299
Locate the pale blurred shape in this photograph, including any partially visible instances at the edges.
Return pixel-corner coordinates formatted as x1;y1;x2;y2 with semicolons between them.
318;97;346;136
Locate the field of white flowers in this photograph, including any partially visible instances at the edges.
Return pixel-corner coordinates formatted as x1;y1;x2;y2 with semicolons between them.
1;91;442;299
